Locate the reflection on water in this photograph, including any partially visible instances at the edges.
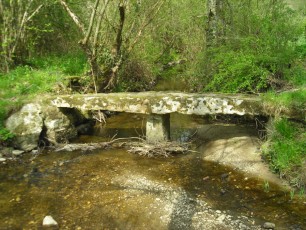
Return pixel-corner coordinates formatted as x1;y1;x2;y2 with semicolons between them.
0;113;305;229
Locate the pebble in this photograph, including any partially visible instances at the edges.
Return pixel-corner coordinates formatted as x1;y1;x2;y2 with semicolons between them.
42;215;58;227
221;173;229;179
263;222;275;229
217;214;226;222
12;150;24;156
216;210;222;214
0;158;6;162
31;150;39;154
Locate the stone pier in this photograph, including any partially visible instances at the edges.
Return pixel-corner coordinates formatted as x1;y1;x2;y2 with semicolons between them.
146;114;170;142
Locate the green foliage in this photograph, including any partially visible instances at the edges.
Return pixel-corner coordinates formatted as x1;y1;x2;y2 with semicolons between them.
28;53;87;75
205;49;270;93
296;37;306;59
199;0;303;93
284;65;306;87
130;0;205;83
263;118;306;188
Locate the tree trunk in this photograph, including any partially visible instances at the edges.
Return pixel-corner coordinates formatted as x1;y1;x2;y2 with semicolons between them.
102;1;126;91
205;0;224;47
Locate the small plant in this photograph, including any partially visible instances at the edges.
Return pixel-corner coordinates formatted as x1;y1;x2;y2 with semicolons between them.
290;189;295;200
298;187;305;198
0;127;15;145
263;180;270;193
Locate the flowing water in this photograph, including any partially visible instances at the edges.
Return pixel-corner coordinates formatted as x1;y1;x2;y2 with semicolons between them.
0;113;305;229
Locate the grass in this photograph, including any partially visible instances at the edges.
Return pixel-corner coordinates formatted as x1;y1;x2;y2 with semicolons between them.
263;118;306;189
0;53;87;141
262;89;306;120
260;59;306;189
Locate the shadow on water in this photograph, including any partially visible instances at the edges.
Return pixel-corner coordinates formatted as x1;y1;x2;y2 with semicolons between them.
0;113;305;229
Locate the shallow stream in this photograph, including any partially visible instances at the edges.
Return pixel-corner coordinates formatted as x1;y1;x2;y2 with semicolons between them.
0;113;305;229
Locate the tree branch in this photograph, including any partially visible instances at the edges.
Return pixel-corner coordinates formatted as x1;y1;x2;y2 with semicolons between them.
59;0;85;35
26;4;44;22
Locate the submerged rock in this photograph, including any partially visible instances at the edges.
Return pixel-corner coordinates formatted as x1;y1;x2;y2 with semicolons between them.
263;222;275;229
42;215;58;227
0;158;6;162
12;150;24;156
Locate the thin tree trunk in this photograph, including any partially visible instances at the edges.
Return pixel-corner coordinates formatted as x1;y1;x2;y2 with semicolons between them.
59;0;85;34
93;0;110;56
82;0;100;45
59;0;102;81
102;1;126;90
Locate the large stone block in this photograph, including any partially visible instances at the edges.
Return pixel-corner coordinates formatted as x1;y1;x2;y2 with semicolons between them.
43;106;78;144
5;103;43;151
5;102;80;151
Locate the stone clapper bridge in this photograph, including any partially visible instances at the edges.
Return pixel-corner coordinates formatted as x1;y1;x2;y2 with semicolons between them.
51;92;266;142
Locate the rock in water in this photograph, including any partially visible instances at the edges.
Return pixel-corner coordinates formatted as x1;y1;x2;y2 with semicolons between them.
12;150;24;156
43;216;58;227
0;158;6;162
263;222;275;229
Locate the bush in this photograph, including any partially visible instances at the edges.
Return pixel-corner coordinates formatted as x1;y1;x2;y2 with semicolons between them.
116;59;155;92
204;49;270;93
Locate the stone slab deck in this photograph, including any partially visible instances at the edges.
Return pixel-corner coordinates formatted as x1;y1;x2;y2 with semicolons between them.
50;92;264;116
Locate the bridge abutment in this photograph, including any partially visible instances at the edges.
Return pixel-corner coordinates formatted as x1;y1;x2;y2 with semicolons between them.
146;114;170;143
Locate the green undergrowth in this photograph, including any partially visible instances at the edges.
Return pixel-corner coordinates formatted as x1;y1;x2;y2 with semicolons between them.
0;54;87;142
263;118;306;190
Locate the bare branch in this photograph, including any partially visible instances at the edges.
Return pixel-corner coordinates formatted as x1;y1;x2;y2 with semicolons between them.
93;0;110;51
82;0;100;45
11;0;32;54
59;0;85;35
26;4;44;22
127;0;164;53
0;0;3;17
